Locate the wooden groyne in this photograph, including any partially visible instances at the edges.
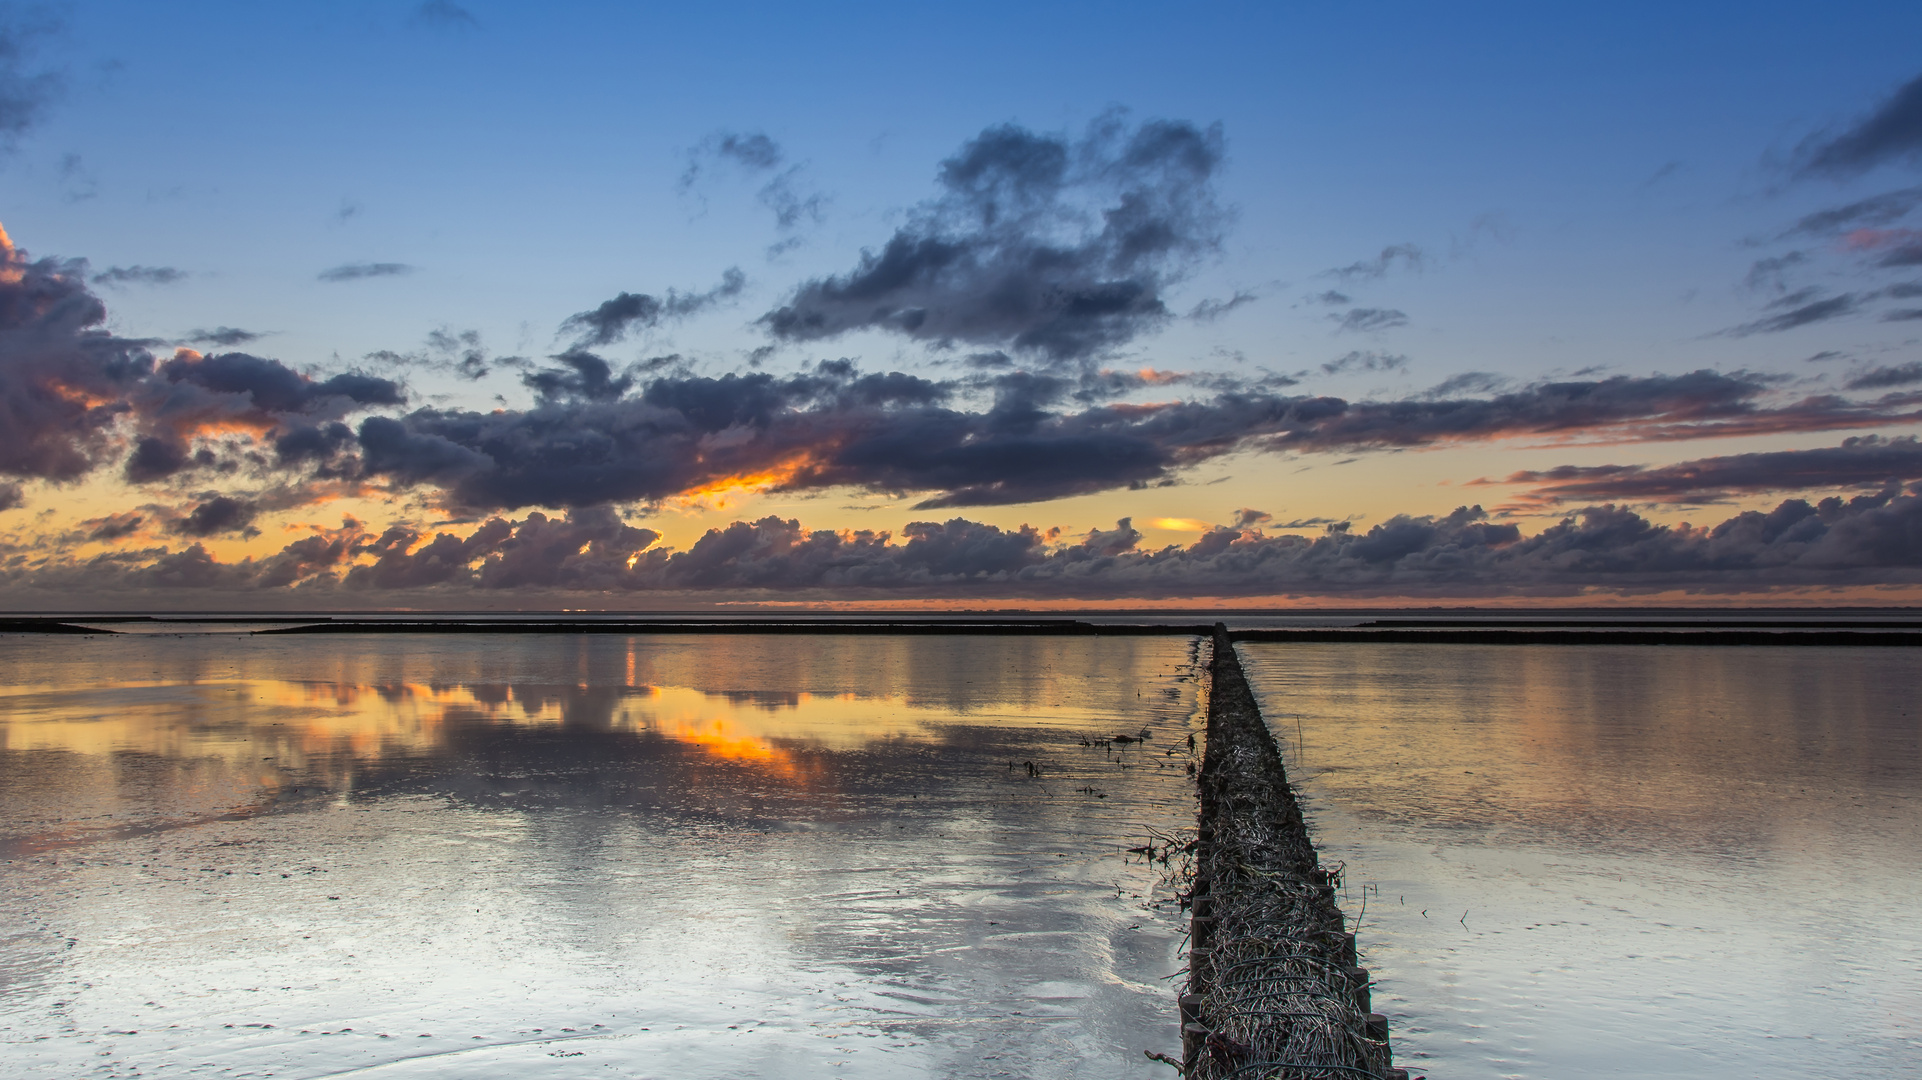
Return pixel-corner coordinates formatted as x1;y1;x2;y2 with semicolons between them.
1181;624;1408;1080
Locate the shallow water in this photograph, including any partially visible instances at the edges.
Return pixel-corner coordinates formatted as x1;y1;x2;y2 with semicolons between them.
0;633;1207;1079
1238;642;1922;1080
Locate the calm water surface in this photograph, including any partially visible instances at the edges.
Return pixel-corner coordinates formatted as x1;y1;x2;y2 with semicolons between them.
0;633;1207;1079
1239;643;1922;1080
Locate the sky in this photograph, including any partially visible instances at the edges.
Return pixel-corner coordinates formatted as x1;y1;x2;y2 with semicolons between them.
3;0;1922;609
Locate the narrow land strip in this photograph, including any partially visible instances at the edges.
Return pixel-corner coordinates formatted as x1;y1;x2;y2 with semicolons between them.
1182;624;1409;1080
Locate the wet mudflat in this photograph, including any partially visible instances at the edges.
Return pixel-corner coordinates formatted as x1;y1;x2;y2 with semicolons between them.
0;633;1206;1079
1239;642;1922;1080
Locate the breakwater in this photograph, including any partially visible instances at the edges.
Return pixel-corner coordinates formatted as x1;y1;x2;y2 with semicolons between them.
1181;624;1409;1080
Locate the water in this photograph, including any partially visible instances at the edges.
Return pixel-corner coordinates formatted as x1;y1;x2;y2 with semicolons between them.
1238;642;1922;1080
0;632;1207;1079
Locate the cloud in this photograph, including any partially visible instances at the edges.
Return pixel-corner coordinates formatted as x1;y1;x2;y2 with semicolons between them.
1782;187;1922;237
411;1;479;30
1799;71;1922;177
761;112;1227;363
342;358;1922;514
1743;251;1807;292
1322;350;1407;375
559;268;746;346
1188;291;1256;321
1846;362;1922;390
0;480;20;511
180;326;263;347
1724;292;1858;335
520;350;633;403
1498;436;1922;506
364;327;516;381
318;262;414;283
1326;243;1424;282
119;350;405;482
83;511;143;540
12;231;1915;522
1310;290;1350;306
0;6;60;147
0;228;161;482
25;492;1922;600
680;131;825;233
91;265;187;288
1232;508;1272;529
1424;371;1507;398
1332;307;1409;333
171;495;258;537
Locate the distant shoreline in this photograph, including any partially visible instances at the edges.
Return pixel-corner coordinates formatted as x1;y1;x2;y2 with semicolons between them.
4;613;1920;645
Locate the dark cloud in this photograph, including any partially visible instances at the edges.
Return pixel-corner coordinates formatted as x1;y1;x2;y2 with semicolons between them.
1499;436;1922;506
84;511;144;540
0;6;60;147
1326;244;1424;282
1322;350;1407;375
521;351;632;403
171;495;258;537
1310;290;1350;305
1333;308;1409;333
1882;244;1922;268
1847;362;1922;390
0;235;159;482
112;350;402;482
1884;307;1922;321
559;268;745;346
318;262;414;283
761;113;1226;362
28;492;1922;600
1799;72;1922;178
91;265;187;288
347;361;1922;514
180;326;263;347
1806;350;1846;363
1232;508;1271;529
411;1;479;30
0;480;20;511
123;434;195;483
1724;292;1858;335
154;351;403;415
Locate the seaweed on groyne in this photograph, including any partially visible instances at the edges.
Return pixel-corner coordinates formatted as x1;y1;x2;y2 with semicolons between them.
1179;624;1407;1080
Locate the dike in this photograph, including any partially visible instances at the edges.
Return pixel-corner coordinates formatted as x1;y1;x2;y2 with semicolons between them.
1178;624;1409;1080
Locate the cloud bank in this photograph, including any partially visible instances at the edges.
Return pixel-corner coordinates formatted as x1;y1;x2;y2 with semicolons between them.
13;492;1922;602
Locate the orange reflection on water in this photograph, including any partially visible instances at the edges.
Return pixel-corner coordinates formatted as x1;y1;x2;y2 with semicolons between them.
0;676;923;782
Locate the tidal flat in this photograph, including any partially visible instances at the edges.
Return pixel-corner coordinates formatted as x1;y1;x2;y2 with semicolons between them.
4;630;1919;1079
0;633;1205;1079
1240;642;1922;1079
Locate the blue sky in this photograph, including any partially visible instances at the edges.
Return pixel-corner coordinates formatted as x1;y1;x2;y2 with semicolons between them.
3;0;1922;607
